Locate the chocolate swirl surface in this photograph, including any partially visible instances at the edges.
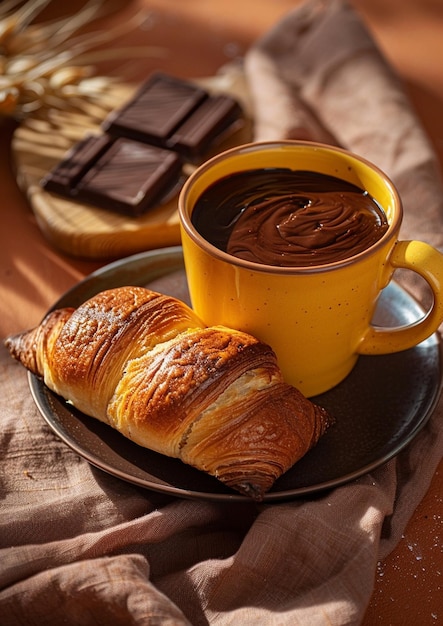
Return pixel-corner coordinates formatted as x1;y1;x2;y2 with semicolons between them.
192;169;388;267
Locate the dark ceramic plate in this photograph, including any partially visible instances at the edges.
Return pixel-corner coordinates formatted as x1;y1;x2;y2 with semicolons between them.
29;247;442;502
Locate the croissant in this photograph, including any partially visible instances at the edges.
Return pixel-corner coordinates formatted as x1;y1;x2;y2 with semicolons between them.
5;286;332;499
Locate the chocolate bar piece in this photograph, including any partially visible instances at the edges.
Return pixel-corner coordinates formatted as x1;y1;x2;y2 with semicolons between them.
167;94;244;160
41;134;183;217
103;72;208;148
75;139;182;216
103;72;244;161
41;134;110;196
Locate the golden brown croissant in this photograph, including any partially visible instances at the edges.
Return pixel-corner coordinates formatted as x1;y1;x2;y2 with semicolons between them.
5;286;332;499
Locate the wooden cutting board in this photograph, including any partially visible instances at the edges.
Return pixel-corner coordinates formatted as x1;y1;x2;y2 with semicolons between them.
11;68;253;260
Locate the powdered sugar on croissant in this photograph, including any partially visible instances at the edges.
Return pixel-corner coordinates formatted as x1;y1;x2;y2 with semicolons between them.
5;286;333;499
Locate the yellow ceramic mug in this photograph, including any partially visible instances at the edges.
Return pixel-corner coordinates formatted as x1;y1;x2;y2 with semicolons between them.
179;141;443;397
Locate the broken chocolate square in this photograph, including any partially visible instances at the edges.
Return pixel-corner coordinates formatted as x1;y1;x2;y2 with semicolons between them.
75;138;182;216
102;72;244;161
41;134;183;217
102;72;208;148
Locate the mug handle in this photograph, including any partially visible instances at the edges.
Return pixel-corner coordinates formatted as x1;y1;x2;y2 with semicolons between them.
358;240;443;354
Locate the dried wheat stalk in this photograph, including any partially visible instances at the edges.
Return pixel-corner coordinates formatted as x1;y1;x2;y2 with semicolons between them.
0;0;164;119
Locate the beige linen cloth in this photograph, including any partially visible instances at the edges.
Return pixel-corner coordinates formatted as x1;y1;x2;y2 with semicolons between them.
1;1;442;624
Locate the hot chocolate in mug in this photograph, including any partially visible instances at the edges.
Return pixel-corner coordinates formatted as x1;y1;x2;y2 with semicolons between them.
178;141;443;397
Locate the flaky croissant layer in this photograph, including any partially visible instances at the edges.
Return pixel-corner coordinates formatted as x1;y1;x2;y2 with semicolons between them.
5;286;333;499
